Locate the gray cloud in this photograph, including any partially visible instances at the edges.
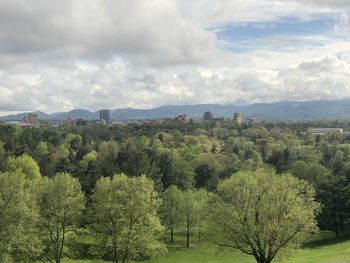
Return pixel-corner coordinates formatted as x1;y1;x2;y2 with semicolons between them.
0;0;350;114
0;0;219;66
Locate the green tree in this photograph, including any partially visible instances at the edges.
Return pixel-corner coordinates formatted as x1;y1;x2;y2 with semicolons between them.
192;154;220;191
5;154;41;181
161;185;183;243
91;174;165;263
156;151;194;190
182;189;197;248
193;188;209;241
207;169;320;263
291;161;331;187
33;141;51;176
0;141;5;170
95;140;119;177
119;137;162;191
317;174;350;239
0;172;42;262
78;151;99;194
36;173;85;263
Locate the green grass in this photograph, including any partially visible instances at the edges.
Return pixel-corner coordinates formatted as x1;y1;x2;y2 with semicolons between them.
61;232;350;263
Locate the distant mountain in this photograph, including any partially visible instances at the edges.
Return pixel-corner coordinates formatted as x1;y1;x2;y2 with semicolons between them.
0;111;51;121
2;99;350;121
50;109;99;120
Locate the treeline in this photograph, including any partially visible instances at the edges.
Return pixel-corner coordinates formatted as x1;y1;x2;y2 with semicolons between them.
0;120;349;262
0;166;319;263
0;169;163;263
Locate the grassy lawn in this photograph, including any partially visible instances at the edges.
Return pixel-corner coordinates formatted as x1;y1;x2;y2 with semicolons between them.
61;232;350;263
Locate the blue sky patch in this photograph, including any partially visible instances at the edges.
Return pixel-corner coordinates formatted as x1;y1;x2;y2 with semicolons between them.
214;16;336;52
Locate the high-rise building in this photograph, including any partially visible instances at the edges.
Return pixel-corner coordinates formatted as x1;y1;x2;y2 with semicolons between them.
203;111;213;121
65;116;76;127
99;109;110;122
234;112;243;125
23;113;40;127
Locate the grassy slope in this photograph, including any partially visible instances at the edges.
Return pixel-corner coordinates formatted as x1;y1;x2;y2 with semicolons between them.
62;232;350;263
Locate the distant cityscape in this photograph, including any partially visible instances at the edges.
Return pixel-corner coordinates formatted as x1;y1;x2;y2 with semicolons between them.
0;109;346;135
0;109;250;127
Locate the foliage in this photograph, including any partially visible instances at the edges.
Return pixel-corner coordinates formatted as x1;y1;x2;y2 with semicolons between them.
207;169;320;263
91;174;165;263
5;154;41;181
161;185;184;243
0;172;42;262
36;173;85;263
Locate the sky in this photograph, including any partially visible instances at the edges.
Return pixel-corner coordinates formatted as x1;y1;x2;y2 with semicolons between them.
0;0;350;114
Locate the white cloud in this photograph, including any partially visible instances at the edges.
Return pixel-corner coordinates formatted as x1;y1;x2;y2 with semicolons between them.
0;0;350;114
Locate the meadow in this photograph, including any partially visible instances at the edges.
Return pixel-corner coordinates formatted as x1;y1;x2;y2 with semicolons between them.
61;232;350;263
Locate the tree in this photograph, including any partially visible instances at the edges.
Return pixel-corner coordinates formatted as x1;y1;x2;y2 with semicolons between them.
5;154;41;181
0;172;42;262
0;141;5;170
36;173;85;263
182;189;197;248
95;140;119;177
207;169;320;263
193;188;209;241
291;161;331;187
192;154;220;191
156;151;194;190
291;161;350;238
317;174;350;239
161;185;183;243
78;151;99;194
91;174;165;263
119;137;162;191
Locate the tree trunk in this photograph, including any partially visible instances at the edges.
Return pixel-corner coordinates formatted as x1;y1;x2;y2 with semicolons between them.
255;257;271;263
170;226;174;243
198;224;201;241
186;217;190;248
335;229;340;239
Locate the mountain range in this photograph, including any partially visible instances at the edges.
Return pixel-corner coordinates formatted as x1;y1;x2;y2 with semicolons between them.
2;99;350;121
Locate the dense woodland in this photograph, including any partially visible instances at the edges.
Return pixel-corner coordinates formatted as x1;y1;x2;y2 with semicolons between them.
0;120;349;263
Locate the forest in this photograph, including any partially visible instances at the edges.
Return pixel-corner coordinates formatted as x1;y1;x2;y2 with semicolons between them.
0;120;349;263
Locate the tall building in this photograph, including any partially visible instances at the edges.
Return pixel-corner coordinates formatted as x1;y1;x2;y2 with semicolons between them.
234;112;243;125
203;111;224;122
23;113;40;128
99;109;110;122
203;111;213;121
65;116;76;127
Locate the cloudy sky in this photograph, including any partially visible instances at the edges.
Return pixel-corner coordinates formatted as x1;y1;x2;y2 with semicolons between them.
0;0;350;114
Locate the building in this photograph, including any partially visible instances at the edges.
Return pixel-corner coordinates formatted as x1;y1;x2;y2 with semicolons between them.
175;115;187;123
75;119;88;126
203;111;225;122
203;111;213;121
308;128;344;135
99;109;110;122
22;113;40;128
234;112;243;125
65;116;76;127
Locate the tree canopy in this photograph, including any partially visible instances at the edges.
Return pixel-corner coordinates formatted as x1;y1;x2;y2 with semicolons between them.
207;169;320;263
